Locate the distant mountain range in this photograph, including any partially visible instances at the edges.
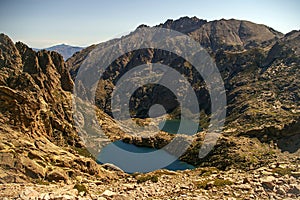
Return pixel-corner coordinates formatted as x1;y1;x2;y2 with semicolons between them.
34;44;83;60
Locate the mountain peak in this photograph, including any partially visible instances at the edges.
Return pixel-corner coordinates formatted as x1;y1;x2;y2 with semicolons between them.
0;33;22;70
133;17;283;52
36;44;84;60
156;16;207;34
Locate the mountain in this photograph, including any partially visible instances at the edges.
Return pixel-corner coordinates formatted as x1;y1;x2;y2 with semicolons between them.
68;17;283;78
35;44;83;60
157;17;282;51
0;16;300;198
67;17;299;168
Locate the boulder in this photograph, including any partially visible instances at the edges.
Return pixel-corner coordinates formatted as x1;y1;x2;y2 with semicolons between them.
46;170;68;182
260;176;276;190
19;157;45;179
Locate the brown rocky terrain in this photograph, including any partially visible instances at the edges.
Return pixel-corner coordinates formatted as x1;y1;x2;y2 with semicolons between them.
0;34;119;184
0;17;299;199
1;162;300;199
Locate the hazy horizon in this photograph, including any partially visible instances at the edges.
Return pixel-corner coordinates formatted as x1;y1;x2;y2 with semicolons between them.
1;0;299;48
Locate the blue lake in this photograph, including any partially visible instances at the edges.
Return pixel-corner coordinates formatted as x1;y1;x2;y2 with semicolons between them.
97;119;200;173
159;119;202;135
97;140;195;173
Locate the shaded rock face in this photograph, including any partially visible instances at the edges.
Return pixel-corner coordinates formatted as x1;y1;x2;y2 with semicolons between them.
0;34;114;183
0;37;75;143
156;16;208;34
67;18;298;137
94;48;210;119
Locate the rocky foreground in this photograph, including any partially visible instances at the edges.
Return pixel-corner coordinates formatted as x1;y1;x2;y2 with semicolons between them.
0;161;299;200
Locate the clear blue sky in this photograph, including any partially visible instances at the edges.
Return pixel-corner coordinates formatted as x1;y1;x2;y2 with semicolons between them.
0;0;299;48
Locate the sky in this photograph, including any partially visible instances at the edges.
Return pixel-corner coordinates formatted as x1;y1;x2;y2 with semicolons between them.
0;0;299;48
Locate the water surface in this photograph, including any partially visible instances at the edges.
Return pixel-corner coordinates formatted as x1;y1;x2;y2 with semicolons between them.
159;119;202;135
97;140;194;173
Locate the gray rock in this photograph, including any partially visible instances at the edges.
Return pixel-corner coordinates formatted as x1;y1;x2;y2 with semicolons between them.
102;190;117;197
102;163;123;172
287;184;300;194
276;187;286;195
19;188;39;199
260;176;276;190
291;171;300;178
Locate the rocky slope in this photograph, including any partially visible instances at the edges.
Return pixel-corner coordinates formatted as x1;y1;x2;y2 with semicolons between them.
1;162;300;199
0;33;118;184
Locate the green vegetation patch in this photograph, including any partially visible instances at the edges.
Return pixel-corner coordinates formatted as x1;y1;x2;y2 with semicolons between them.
35;179;50;185
136;174;159;183
72;147;94;159
73;183;88;194
199;167;219;176
196;178;233;189
272;168;292;176
213;178;233;187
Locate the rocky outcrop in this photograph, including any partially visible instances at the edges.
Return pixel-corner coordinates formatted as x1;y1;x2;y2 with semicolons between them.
156;16;207;34
0;34;118;183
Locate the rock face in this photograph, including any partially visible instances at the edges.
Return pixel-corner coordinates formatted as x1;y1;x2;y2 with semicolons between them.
0;34;75;145
0;33;116;183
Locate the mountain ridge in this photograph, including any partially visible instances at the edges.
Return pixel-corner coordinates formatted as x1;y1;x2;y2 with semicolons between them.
34;44;83;61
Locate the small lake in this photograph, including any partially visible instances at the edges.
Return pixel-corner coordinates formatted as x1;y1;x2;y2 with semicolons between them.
97;140;194;173
97;119;199;173
159;119;202;135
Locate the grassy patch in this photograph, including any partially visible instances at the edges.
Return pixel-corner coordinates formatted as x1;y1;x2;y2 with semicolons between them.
73;183;88;194
196;179;210;189
35;179;50;185
136;175;159;183
213;178;233;187
199;168;218;176
196;178;233;189
272;168;292;176
72;147;94;159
